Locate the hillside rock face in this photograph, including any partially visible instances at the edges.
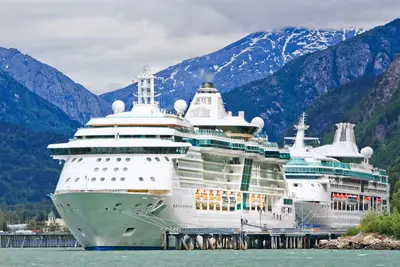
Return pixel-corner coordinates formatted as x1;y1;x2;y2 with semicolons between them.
0;70;80;134
224;19;400;140
101;27;362;109
0;47;111;124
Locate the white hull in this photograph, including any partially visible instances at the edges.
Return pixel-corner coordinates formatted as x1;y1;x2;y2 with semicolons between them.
52;191;294;250
294;201;363;229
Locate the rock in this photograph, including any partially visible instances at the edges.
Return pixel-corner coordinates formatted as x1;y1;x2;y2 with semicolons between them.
316;233;400;250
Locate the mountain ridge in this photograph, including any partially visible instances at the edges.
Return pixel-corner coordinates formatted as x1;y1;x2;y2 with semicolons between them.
101;27;363;109
0;47;111;124
223;18;400;140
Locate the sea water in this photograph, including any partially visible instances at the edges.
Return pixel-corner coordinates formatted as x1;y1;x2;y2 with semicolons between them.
0;248;398;267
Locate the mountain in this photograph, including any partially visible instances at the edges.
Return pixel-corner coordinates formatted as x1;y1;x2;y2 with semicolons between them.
0;70;81;205
0;47;111;124
0;122;67;205
224;19;400;140
305;55;400;195
101;27;363;109
0;70;81;134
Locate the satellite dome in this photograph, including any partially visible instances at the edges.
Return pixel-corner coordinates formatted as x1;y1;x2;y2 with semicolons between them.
360;146;373;158
251;117;264;129
174;99;187;114
112;100;125;114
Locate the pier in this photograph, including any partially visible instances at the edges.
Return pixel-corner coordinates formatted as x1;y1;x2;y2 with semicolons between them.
0;233;80;248
163;227;344;250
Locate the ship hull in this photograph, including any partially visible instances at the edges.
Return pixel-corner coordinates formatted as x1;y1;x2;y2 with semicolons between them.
294;201;363;229
52;191;294;250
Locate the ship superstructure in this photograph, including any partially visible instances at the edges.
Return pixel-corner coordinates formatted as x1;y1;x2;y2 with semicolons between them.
48;68;295;250
284;114;390;229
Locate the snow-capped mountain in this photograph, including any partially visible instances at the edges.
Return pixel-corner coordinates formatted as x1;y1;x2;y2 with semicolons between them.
101;27;364;108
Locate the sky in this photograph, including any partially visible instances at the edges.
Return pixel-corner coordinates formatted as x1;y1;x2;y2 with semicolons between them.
1;0;399;94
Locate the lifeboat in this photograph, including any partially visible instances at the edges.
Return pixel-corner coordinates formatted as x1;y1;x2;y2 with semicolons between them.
378;197;382;202
364;196;371;201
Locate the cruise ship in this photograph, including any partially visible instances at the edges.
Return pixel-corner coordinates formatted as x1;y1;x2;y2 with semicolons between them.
284;114;390;229
48;67;295;250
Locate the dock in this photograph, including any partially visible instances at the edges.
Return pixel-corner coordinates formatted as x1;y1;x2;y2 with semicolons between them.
162;227;344;250
0;233;80;248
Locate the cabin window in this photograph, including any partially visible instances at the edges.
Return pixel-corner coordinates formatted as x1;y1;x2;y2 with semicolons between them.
74;178;80;182
71;158;77;162
120;177;126;181
102;168;108;172
111;177;116;181
150;177;156;182
78;158;83;162
100;177;105;182
139;177;144;182
125;158;130;162
91;177;96;182
97;158;101;162
116;158;121;162
94;168;99;172
165;156;169;162
123;167;128;171
105;158;110;162
66;177;71;182
114;167;119;171
147;157;152;162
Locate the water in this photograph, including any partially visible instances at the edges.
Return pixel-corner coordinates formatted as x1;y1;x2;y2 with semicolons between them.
0;248;398;267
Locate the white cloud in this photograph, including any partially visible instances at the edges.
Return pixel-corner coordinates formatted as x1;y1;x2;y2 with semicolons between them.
0;0;399;94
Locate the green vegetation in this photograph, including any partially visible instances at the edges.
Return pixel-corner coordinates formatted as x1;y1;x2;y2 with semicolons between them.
345;180;400;239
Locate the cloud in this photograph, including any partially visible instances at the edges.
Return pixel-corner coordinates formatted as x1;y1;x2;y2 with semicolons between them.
0;0;399;94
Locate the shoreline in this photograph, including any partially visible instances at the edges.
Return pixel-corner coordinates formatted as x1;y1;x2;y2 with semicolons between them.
317;232;400;250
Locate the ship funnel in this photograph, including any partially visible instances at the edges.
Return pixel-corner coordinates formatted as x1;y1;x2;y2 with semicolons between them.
201;82;214;88
332;122;358;152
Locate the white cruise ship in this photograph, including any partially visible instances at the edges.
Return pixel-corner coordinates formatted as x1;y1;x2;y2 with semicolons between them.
48;67;295;250
284;114;390;229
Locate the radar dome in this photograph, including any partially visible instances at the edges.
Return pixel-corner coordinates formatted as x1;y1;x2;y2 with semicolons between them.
112;100;125;114
251;117;264;129
174;99;187;114
360;146;373;158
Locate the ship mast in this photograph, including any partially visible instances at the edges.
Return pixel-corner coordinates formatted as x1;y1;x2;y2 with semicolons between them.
293;113;309;149
135;65;156;106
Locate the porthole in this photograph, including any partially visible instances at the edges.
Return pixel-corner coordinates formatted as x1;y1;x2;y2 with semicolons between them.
120;177;126;181
71;158;77;162
123;167;128;172
103;167;108;172
100;177;105;182
155;157;160;162
91;177;96;182
105;158;110;162
74;178;80;182
150;177;156;182
66;177;71;182
94;168;99;172
116;158;121;162
111;177;116;181
114;167;119;171
147;157;151;162
125;158;130;162
164;156;169;162
139;177;144;181
97;158;101;162
78;158;83;162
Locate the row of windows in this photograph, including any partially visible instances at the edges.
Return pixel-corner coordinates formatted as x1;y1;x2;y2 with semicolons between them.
51;147;188;155
94;167;128;172
65;176;157;183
